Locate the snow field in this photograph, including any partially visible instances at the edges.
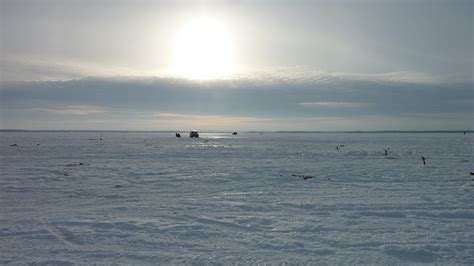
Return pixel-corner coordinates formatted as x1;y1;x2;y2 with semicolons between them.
1;132;473;264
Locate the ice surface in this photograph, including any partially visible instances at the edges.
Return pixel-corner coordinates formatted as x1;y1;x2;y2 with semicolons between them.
1;132;473;264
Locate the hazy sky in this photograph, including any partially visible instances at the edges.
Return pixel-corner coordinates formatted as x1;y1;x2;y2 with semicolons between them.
1;0;473;130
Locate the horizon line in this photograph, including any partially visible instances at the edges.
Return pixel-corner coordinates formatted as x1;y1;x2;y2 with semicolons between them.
1;129;472;134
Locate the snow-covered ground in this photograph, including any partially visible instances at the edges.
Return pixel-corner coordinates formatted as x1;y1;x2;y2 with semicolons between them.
1;132;473;264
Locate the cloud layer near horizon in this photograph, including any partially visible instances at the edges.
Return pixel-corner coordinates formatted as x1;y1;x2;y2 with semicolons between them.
1;70;472;131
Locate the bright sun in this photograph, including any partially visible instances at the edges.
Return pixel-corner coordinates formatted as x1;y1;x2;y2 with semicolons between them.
170;18;236;80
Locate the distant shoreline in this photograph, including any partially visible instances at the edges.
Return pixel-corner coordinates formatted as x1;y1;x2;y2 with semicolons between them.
1;129;472;134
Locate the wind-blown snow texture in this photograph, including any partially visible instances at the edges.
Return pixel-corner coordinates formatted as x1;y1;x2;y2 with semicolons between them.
1;132;473;264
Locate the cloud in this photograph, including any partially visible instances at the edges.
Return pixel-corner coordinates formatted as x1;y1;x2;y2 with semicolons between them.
34;105;106;115
238;67;470;85
154;112;262;122
299;102;369;108
150;112;272;130
2;55;471;85
1;70;472;130
1;54;160;82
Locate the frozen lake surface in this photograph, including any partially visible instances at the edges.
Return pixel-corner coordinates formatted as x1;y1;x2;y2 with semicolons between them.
1;132;473;264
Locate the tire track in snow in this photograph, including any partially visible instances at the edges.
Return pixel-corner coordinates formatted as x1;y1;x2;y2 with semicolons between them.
38;217;91;251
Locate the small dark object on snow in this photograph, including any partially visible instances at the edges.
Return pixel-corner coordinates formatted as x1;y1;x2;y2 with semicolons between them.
176;132;181;138
384;149;388;156
421;156;426;165
64;173;69;176
470;171;474;176
114;184;122;188
232;132;238;135
292;174;315;180
336;146;339;151
36;144;40;146
65;162;84;167
10;144;18;146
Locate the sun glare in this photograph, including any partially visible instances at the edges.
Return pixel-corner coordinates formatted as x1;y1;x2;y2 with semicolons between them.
170;18;236;80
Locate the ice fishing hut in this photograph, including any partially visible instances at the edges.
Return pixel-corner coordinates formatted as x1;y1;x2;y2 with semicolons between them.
189;130;199;138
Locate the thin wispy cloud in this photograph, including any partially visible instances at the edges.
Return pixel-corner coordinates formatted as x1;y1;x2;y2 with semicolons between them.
299;102;369;108
154;112;262;122
34;105;106;115
241;67;461;85
1;54;159;82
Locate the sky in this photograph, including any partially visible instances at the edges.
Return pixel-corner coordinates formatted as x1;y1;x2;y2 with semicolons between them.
1;0;473;131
